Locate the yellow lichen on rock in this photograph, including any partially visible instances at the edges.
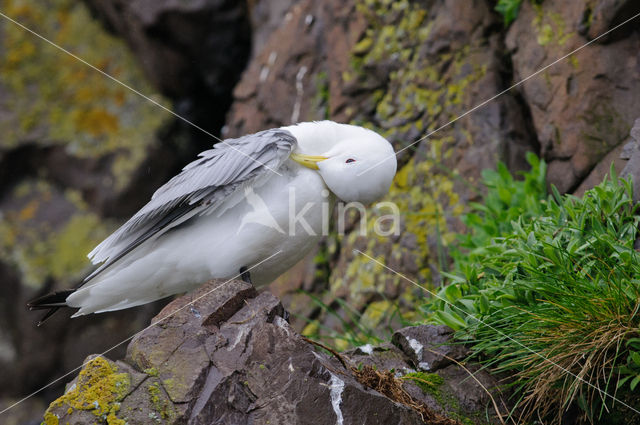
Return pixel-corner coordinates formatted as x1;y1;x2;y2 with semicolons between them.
0;0;170;188
43;356;130;425
532;3;573;47
313;0;489;347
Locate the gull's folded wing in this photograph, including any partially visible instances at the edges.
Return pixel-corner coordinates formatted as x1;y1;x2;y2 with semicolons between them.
84;128;296;283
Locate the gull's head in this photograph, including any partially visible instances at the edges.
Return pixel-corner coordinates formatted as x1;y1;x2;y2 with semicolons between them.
288;122;397;204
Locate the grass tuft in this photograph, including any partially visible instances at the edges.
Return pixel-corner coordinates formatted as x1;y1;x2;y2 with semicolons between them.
425;157;640;423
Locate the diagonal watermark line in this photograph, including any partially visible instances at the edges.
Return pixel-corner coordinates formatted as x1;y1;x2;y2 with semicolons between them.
0;250;282;416
0;11;283;177
354;249;640;415
358;10;640;177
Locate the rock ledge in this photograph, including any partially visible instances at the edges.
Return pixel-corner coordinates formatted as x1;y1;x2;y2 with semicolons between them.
43;280;508;425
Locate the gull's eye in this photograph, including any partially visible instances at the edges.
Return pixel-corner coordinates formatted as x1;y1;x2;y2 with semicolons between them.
345;158;356;164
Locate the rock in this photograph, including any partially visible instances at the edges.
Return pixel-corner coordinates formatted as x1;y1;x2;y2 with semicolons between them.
620;118;640;202
392;325;469;372
7;0;640;421
41;281;508;424
586;0;640;43
580;117;640;200
435;363;507;418
506;0;640;193
573;142;627;197
0;0;254;416
345;342;413;373
44;280;428;424
246;0;301;58
0;398;46;425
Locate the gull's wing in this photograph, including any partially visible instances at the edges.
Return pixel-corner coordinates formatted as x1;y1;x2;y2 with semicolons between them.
83;128;296;283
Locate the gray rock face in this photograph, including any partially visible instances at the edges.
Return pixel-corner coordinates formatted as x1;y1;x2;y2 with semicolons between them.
42;281;508;424
620;118;640;203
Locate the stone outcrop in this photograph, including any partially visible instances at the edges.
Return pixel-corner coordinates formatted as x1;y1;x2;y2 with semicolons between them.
42;280;509;425
224;0;640;354
83;0;251;130
0;0;172;408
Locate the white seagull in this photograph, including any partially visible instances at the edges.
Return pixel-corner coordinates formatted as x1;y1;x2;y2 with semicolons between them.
29;121;397;323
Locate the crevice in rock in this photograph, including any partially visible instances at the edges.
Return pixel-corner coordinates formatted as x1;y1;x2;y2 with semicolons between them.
496;44;541;173
597;1;640;43
202;286;258;329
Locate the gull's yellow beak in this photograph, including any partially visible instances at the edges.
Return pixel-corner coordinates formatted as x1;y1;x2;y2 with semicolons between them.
290;153;328;170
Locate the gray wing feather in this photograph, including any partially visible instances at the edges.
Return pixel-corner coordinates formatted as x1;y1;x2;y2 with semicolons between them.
86;129;296;274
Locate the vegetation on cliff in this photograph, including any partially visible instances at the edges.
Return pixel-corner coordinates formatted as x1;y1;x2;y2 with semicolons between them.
426;157;640;424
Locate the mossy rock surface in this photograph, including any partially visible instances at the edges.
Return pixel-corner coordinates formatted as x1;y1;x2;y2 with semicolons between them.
43;356;131;425
296;0;536;346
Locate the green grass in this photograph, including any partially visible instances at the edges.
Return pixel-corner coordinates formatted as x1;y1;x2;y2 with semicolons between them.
425;157;640;423
495;0;523;26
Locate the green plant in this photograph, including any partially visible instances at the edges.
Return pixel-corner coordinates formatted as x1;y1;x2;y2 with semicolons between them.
495;0;523;26
297;291;405;350
426;159;640;423
454;153;547;261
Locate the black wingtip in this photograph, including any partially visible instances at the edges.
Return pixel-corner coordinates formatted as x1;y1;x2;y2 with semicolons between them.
28;289;75;310
36;307;61;326
28;289;75;326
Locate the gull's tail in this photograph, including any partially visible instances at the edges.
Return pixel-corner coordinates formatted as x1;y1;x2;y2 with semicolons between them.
27;289;76;326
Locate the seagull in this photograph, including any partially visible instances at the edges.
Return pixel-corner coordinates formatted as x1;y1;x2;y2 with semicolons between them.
28;121;397;323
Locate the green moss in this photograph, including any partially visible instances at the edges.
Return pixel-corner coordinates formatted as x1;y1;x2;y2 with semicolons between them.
352;37;373;55
313;71;330;120
403;372;484;424
495;0;522;26
0;0;170;188
532;4;573;47
301;320;320;339
161;377;177;393
402;371;444;395
146;380;175;420
360;300;393;330
43;357;130;425
143;367;159;377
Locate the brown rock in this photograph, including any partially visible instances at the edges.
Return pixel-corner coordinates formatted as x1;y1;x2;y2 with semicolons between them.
506;0;640;193
586;0;640;43
41;281;509;424
225;0;540;346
